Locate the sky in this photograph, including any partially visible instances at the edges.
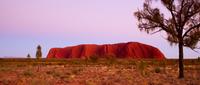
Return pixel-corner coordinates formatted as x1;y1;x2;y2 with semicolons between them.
0;0;199;59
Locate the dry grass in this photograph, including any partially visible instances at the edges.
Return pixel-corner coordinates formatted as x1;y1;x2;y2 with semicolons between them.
0;58;199;85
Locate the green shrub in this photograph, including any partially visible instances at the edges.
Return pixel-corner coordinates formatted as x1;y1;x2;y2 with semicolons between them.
198;57;200;62
89;55;99;63
60;75;70;82
128;60;136;65
155;67;161;73
159;61;166;67
17;64;26;67
71;60;80;65
138;61;148;76
29;79;51;85
1;79;10;85
159;61;166;73
46;70;61;77
0;67;12;72
106;55;117;65
32;62;38;66
46;70;53;75
151;59;158;65
53;72;61;77
138;61;147;71
85;80;96;85
23;70;34;77
72;68;83;75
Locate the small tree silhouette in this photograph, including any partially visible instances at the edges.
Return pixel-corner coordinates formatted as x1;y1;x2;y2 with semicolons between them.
36;45;42;72
27;54;31;58
36;45;42;60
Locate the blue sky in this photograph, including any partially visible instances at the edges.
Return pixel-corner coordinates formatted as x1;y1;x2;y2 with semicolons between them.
0;0;199;58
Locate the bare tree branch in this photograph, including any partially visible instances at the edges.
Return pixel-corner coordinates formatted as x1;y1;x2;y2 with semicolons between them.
178;0;185;28
183;23;200;37
150;29;163;34
168;0;179;31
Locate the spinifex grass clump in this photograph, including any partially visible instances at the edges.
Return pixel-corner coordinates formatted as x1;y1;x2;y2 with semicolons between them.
151;59;159;66
23;70;34;77
105;55;117;65
89;55;99;63
46;70;62;78
127;59;136;65
0;67;12;72
17;64;27;67
155;67;161;73
137;61;148;76
1;79;10;85
71;67;83;75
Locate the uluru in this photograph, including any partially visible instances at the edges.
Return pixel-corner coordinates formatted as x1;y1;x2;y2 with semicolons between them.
47;42;165;59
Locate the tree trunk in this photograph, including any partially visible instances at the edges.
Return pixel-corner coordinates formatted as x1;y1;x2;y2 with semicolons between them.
178;41;184;78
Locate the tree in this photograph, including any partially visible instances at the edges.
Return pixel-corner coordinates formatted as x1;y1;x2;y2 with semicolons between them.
27;54;31;58
36;45;42;60
134;0;200;78
36;45;42;72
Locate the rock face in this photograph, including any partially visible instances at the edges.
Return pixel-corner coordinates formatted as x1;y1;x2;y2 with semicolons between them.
47;42;165;59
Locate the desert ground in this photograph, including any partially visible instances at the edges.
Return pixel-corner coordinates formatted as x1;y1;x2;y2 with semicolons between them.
0;58;199;85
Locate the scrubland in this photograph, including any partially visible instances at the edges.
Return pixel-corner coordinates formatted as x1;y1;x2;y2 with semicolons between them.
0;58;199;85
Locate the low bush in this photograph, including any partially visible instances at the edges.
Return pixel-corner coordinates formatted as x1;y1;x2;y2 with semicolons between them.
17;64;26;67
138;61;147;71
0;67;12;72
89;55;99;63
71;60;81;65
128;60;136;65
138;61;148;76
46;70;61;77
0;79;10;85
155;67;161;73
71;68;83;75
23;70;34;77
107;56;117;65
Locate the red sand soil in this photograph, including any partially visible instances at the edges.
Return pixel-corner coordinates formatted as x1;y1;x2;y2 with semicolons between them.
47;42;165;59
0;61;199;85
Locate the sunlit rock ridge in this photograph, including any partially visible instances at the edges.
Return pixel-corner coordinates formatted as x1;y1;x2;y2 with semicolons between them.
47;42;165;59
